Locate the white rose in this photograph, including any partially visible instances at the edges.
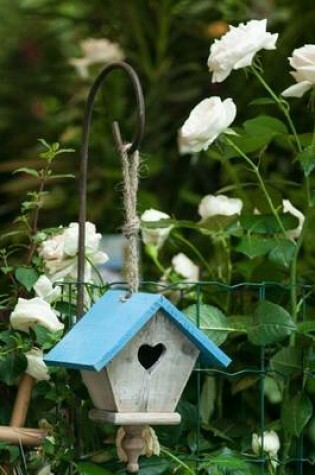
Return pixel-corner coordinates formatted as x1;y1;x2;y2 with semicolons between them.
282;44;315;97
208;19;278;82
140;209;172;249
44;257;78;282
10;297;64;333
282;199;304;240
69;38;124;79
252;430;280;468
172;253;199;281
63;222;102;257
33;275;61;303
25;348;50;381
39;233;64;261
39;222;108;282
178;97;236;154
198;194;243;220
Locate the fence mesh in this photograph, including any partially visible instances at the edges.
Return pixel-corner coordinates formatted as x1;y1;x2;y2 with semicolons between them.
57;280;315;474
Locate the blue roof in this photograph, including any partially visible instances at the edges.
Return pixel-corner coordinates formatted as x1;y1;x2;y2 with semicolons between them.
44;290;231;371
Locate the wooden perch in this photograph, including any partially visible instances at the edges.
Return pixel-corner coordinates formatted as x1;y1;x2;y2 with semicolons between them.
0;426;48;446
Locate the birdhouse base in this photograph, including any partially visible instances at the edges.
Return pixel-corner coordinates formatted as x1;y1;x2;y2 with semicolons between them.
89;409;181;425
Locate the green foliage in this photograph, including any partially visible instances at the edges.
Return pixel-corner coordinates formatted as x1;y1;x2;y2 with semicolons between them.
281;393;313;437
184;304;228;345
248;300;296;345
1;1;315;474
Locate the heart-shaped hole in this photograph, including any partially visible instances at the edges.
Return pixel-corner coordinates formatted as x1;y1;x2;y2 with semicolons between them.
138;343;166;371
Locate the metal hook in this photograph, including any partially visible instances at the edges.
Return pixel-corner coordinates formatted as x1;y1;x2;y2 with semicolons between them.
77;61;145;318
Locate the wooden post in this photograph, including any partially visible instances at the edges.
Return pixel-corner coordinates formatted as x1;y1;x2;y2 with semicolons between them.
10;374;34;427
121;425;145;473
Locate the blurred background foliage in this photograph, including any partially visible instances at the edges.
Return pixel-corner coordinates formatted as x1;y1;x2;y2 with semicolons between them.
0;0;315;236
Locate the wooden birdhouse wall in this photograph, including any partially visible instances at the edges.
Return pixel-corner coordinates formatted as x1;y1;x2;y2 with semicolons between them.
81;310;200;413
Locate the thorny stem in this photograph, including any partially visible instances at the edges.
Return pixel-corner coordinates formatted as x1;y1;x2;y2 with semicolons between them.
225;137;289;238
145;245;166;274
173;231;213;276
251;66;303;153
289;212;309;345
26;160;52;265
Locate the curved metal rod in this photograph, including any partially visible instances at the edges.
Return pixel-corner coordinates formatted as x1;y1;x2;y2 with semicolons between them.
77;61;145;318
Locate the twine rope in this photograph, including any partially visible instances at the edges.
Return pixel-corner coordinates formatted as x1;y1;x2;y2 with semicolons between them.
120;145;140;294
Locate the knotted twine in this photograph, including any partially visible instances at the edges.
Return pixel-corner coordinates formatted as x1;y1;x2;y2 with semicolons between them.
120;144;140;294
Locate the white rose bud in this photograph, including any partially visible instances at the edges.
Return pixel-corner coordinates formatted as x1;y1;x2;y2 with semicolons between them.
178;97;236;154
140;209;172;250
172;253;199;281
282;44;315;98
282;199;304;240
198;194;243;220
25;348;50;381
252;430;280;468
10;297;64;333
208;19;278;82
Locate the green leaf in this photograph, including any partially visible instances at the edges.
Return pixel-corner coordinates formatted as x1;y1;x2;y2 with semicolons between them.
15;267;39;292
47;173;75;180
13;167;39;177
0;230;25;240
281;393;313;437
248;300;296;345
0;443;20;462
31;325;55;347
199;447;251;474
77;462;113;475
0;266;14;274
54;148;75;155
37;138;50;149
198;215;240;234
224;116;288;159
240;214;298;234
268;239;296;267
184;304;228;345
298;321;315;338
270;347;302;377
39;151;55;160
297;146;315;176
244;115;288;135
225;133;273;158
227;316;250;333
0;353;27;385
235;236;276;258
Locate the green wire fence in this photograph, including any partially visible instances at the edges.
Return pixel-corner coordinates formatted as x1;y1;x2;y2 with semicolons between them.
57;280;315;474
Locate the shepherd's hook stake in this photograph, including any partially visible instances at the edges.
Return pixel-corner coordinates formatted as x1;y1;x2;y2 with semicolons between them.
77;61;145;318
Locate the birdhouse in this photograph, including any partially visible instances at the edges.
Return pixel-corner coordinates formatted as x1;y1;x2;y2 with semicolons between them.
45;290;231;472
